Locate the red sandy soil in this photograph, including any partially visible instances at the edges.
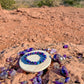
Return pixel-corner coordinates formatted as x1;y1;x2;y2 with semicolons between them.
0;6;84;51
0;6;84;84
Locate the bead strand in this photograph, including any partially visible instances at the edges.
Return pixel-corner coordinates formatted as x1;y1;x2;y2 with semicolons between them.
24;51;47;65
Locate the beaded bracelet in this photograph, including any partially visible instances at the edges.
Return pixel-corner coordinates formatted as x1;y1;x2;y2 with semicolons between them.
24;51;47;65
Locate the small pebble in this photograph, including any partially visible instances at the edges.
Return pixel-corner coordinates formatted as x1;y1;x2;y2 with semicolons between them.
21;43;24;47
6;57;13;62
0;71;8;79
8;69;16;77
75;80;80;84
17;68;23;73
77;53;83;57
37;71;43;76
0;50;5;54
77;53;83;59
58;78;65;83
53;63;60;69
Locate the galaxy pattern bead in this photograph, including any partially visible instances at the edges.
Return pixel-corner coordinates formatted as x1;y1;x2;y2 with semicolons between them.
24;51;47;65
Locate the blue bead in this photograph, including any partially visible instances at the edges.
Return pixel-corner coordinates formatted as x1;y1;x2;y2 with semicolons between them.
44;55;46;58
19;51;25;56
24;57;26;60
39;61;41;63
41;53;44;55
27;53;30;56
42;58;45;61
26;60;30;62
24;49;29;52
53;54;57;59
28;48;34;52
49;56;51;58
65;77;70;83
33;52;35;54
34;62;37;65
31;62;34;64
37;62;39;65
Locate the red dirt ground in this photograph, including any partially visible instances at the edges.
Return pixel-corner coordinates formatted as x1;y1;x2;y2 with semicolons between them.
0;6;84;51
